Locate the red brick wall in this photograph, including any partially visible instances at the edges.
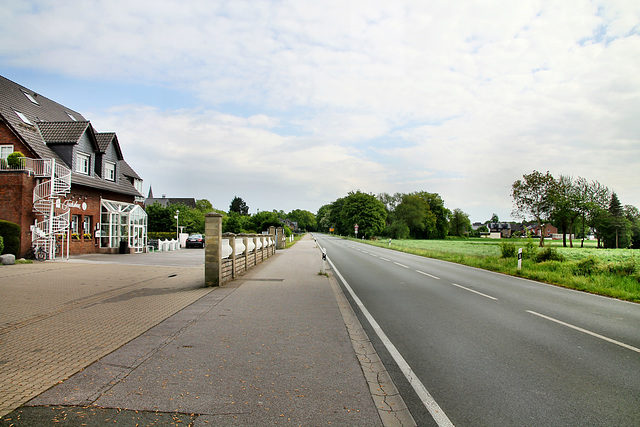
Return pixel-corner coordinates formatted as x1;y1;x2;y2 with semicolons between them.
0;171;37;256
0;122;36;158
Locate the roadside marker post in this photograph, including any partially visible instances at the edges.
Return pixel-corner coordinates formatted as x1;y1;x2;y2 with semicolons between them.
321;248;327;274
518;248;523;270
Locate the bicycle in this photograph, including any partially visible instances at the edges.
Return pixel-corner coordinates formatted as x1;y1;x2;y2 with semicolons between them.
25;245;47;261
24;243;60;261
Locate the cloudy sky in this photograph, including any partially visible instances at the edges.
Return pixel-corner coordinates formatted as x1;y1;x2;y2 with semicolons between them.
1;1;639;221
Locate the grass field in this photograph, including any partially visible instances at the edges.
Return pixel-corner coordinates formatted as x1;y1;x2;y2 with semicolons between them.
354;237;640;303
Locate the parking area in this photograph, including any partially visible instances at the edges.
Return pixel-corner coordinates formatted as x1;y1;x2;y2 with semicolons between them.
58;247;205;267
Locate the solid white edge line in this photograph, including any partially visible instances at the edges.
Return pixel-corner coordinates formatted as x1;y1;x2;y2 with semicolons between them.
326;255;455;427
416;270;440;280
526;311;640;354
451;283;498;301
394;261;410;269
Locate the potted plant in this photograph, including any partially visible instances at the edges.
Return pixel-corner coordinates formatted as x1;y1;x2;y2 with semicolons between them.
6;151;25;169
83;233;92;240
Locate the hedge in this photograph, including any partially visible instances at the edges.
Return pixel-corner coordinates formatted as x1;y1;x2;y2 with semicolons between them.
0;220;21;255
0;236;4;255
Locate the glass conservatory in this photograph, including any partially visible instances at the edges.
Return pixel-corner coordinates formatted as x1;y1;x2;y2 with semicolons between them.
100;199;147;253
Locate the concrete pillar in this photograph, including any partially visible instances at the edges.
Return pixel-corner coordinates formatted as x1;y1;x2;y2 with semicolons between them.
204;213;222;287
276;227;286;249
224;233;236;278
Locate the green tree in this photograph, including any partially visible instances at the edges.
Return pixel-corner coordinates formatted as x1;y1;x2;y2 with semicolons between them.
415;191;450;239
449;208;471;237
395;194;432;238
145;203;174;233
229;196;249;215
195;199;214;212
339;191;387;238
601;193;632;248
248;211;280;233
511;170;558;247
624;205;640;249
287;209;317;231
223;212;250;233
316;204;333;233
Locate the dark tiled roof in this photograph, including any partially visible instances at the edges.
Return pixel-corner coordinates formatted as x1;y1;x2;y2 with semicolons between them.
0;74;143;198
119;159;141;179
95;132;116;152
37;121;94;145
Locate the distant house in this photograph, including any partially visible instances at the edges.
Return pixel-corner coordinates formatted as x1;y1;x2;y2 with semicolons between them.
0;75;146;257
528;223;558;238
281;218;298;232
488;223;512;238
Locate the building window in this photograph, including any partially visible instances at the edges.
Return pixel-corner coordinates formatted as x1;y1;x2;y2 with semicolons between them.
134;178;143;194
83;216;91;237
22;91;39;105
14;110;32;125
76;152;90;175
71;215;80;235
104;161;116;181
0;145;13;159
66;112;77;121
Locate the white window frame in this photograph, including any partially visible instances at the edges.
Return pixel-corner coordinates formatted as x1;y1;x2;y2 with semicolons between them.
14;110;32;125
22;91;39;105
104;161;116;181
0;145;13;159
71;215;80;234
66;112;77;121
83;216;91;234
76;152;90;175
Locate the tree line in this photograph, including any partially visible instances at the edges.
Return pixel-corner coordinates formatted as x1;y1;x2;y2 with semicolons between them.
145;196;317;236
315;191;471;240
512;170;640;249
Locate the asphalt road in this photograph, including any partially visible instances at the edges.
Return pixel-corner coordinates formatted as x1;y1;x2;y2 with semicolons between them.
315;234;640;427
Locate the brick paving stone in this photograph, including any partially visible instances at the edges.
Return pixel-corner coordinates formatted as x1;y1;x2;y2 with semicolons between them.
0;260;212;417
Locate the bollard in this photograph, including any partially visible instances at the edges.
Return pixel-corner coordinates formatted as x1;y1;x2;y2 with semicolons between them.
321;248;327;275
518;248;523;271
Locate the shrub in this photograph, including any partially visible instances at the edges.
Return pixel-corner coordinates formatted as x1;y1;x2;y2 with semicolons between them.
6;151;25;168
0;220;21;255
500;241;517;258
523;238;538;260
606;259;638;276
0;236;4;254
574;256;601;276
535;246;564;263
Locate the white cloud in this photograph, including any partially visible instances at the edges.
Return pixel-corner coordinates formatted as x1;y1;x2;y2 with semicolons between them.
2;0;639;220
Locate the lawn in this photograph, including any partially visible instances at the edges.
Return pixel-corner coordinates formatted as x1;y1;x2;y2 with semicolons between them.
356;237;640;303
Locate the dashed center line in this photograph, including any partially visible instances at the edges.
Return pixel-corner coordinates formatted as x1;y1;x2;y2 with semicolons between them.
416;270;440;280
394;262;410;269
451;283;498;300
380;257;390;262
527;310;640;354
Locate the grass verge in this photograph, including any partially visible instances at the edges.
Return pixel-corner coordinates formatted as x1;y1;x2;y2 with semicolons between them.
348;237;640;303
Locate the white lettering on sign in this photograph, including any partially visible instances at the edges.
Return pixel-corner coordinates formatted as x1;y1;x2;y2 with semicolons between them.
66;202;82;209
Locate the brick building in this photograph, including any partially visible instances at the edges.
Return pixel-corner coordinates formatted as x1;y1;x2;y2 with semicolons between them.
0;75;146;258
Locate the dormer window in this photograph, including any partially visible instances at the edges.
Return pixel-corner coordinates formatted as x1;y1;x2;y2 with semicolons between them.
104;161;116;181
66;112;77;121
14;110;32;125
22;91;39;105
76;152;90;175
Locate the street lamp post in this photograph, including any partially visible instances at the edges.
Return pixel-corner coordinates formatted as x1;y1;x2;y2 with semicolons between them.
174;210;180;240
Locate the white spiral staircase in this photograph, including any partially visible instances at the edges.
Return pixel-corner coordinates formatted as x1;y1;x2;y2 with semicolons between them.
31;159;71;259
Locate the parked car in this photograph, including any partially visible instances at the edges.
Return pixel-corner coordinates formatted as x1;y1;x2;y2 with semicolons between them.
185;234;205;248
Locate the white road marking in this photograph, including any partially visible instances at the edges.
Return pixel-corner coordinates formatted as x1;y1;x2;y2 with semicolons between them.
416;270;440;280
451;283;498;300
394;262;410;269
380;257;390;262
370;254;378;258
527;310;640;354
326;256;455;427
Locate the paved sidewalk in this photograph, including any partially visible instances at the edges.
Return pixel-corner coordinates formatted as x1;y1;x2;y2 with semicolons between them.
1;235;414;426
